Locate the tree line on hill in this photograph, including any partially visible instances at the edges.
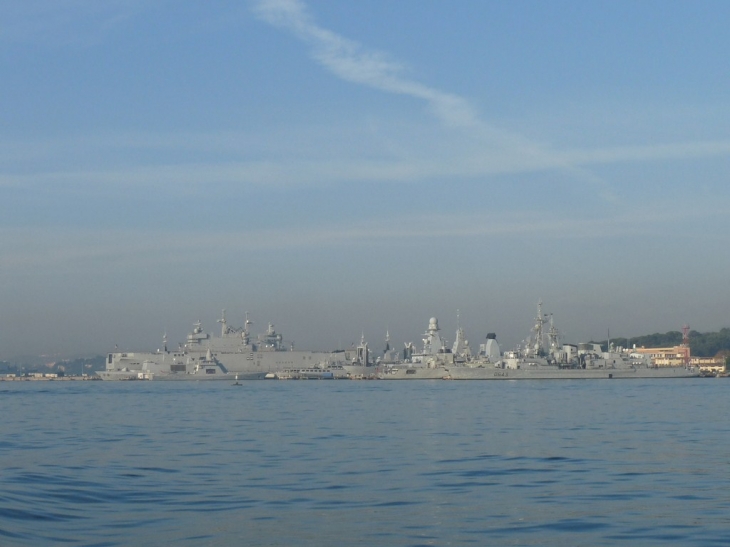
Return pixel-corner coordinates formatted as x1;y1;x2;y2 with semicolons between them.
595;328;730;358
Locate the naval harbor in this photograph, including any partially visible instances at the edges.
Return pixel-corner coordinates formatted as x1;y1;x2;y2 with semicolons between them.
98;302;707;381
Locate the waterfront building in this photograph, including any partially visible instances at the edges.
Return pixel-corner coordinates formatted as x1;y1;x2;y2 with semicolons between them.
632;345;690;367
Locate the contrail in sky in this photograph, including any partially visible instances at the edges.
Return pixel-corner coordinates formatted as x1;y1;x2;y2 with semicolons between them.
252;0;625;201
253;0;478;128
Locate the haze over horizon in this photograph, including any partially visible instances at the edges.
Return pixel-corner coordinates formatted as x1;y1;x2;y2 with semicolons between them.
2;0;729;360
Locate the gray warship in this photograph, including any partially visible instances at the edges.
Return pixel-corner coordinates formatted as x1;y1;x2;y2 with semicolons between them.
346;303;700;380
98;311;356;380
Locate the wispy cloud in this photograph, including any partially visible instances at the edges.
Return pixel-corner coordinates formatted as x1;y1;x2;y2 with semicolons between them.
3;206;723;274
0;0;147;46
4;1;728;195
564;140;730;166
251;0;629;199
251;1;730;202
253;0;478;128
3;130;730;192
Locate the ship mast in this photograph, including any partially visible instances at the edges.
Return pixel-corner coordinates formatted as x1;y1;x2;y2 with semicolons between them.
547;314;560;353
531;299;545;356
218;309;228;336
244;311;252;335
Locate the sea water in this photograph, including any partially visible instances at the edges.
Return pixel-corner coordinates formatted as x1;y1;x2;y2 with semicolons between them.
0;379;728;546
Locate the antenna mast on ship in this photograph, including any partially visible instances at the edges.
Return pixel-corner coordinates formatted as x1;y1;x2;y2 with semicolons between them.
547;314;560;353
452;309;471;360
244;312;252;335
218;309;228;336
531;299;545;356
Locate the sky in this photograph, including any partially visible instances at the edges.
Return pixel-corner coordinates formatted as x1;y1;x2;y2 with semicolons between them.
1;0;729;359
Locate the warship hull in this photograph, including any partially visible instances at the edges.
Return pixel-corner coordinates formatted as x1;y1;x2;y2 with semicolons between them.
97;369;272;381
98;352;351;381
361;364;699;380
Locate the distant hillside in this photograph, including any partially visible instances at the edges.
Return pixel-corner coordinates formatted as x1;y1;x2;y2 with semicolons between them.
595;328;730;358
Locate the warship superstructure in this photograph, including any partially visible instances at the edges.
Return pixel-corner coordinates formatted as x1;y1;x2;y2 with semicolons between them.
99;311;356;380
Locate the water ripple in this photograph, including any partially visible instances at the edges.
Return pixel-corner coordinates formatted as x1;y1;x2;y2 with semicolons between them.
0;380;728;546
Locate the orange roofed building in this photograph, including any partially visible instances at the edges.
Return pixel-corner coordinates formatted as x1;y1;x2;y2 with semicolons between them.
632;345;690;367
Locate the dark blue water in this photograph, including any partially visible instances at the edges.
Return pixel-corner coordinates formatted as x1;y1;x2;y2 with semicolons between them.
0;379;728;546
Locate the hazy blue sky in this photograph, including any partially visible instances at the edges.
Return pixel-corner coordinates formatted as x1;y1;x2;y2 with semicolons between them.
2;0;729;359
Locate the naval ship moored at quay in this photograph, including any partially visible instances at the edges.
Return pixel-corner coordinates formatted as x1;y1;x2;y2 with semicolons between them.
345;303;699;380
99;304;700;381
99;311;356;381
